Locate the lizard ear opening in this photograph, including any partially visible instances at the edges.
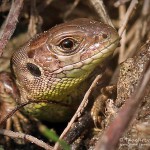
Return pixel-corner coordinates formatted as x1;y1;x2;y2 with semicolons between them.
26;63;41;77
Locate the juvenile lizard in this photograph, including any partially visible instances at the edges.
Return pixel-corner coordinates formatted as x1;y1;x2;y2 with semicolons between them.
0;18;119;123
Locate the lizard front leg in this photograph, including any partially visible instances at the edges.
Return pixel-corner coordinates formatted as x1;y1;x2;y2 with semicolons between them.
91;85;117;128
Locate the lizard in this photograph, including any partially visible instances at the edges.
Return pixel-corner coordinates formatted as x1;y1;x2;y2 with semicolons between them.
0;18;119;124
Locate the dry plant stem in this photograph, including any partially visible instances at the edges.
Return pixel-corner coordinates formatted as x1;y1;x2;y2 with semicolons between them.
64;0;80;20
6;118;11;131
0;0;24;57
119;5;126;63
37;0;54;12
5;118;11;142
118;0;138;37
0;102;29;126
16;111;28;123
88;0;114;27
28;0;42;37
125;26;140;58
142;0;150;16
54;74;102;150
140;0;150;38
0;129;53;150
28;0;38;37
126;19;139;43
126;0;149;44
95;61;150;150
0;0;11;12
43;0;54;5
114;0;130;7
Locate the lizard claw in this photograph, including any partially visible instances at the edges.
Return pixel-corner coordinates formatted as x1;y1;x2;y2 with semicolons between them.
91;94;106;128
91;85;117;128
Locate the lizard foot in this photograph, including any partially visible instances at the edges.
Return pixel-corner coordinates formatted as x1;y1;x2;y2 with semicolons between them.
91;85;117;128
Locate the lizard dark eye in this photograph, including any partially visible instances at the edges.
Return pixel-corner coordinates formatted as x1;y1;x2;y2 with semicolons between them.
26;63;41;77
59;38;75;51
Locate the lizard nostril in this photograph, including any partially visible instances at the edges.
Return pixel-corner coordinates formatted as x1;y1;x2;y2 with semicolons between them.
26;63;41;77
27;49;36;58
102;33;108;39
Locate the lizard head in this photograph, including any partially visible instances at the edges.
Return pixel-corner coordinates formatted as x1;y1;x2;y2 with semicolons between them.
11;18;119;102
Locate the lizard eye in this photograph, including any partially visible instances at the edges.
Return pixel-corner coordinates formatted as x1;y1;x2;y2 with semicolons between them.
27;63;41;77
59;38;77;52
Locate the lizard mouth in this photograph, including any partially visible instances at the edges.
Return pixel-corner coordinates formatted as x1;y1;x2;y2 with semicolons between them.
26;99;75;109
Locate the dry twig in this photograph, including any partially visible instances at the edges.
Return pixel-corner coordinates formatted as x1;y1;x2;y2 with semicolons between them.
28;0;42;37
0;129;53;150
118;0;138;37
114;0;130;7
0;0;24;56
63;0;80;20
88;0;114;27
118;4;126;63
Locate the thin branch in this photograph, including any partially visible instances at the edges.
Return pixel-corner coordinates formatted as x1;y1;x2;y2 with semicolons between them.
125;19;139;43
118;4;126;63
118;0;138;36
0;0;24;57
54;74;102;150
114;0;130;7
88;0;114;27
0;129;53;150
37;0;54;12
63;0;80;20
0;101;30;126
28;0;42;37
